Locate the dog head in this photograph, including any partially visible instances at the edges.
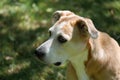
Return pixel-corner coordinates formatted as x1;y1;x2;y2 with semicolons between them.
35;10;98;66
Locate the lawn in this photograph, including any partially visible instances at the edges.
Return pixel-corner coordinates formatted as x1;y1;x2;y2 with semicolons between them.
0;0;120;80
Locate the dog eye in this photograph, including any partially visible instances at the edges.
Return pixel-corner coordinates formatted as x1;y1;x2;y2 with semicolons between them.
58;35;67;43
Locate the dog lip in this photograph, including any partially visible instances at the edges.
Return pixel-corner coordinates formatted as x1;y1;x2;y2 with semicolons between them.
54;62;61;66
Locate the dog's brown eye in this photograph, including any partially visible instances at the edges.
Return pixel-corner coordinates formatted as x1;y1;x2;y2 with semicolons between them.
58;35;67;43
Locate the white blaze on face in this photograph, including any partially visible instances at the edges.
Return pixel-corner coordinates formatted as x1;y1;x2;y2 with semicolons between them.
39;21;73;64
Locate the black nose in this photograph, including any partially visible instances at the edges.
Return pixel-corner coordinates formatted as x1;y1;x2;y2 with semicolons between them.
35;49;45;58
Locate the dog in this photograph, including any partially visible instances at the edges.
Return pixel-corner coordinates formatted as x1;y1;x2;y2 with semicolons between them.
35;10;120;80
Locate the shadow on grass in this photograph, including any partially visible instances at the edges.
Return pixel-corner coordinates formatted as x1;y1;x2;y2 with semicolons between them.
0;7;65;80
0;11;48;80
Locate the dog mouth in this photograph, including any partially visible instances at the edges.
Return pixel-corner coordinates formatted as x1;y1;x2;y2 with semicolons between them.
54;62;62;66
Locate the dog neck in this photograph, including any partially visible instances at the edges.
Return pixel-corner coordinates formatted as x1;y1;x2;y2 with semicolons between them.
68;48;89;80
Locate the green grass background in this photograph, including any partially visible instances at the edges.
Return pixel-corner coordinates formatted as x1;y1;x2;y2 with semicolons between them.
0;0;120;80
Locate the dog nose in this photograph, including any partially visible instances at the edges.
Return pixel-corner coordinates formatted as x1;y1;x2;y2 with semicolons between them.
35;49;45;58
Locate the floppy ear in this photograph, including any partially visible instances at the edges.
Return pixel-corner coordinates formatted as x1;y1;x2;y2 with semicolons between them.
76;18;98;39
52;11;61;24
52;10;74;24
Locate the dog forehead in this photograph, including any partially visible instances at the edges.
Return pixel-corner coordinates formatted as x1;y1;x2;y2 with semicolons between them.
49;16;79;33
49;21;68;33
49;15;84;38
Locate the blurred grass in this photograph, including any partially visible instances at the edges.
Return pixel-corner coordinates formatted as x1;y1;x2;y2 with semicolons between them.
0;0;120;80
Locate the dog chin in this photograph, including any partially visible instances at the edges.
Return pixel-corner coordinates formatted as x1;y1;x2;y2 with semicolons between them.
37;58;62;66
54;62;62;66
40;60;62;66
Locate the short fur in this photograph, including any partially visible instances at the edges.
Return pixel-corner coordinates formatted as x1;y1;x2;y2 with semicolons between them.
35;10;120;80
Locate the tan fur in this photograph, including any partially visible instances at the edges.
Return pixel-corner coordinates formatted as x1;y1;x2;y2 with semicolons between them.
85;32;120;80
36;10;120;80
57;11;120;80
62;25;72;37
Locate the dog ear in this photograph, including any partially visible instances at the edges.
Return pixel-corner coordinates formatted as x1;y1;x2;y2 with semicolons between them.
76;18;98;39
52;10;74;24
52;11;61;24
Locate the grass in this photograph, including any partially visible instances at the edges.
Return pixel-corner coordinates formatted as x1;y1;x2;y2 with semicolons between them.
0;0;120;80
